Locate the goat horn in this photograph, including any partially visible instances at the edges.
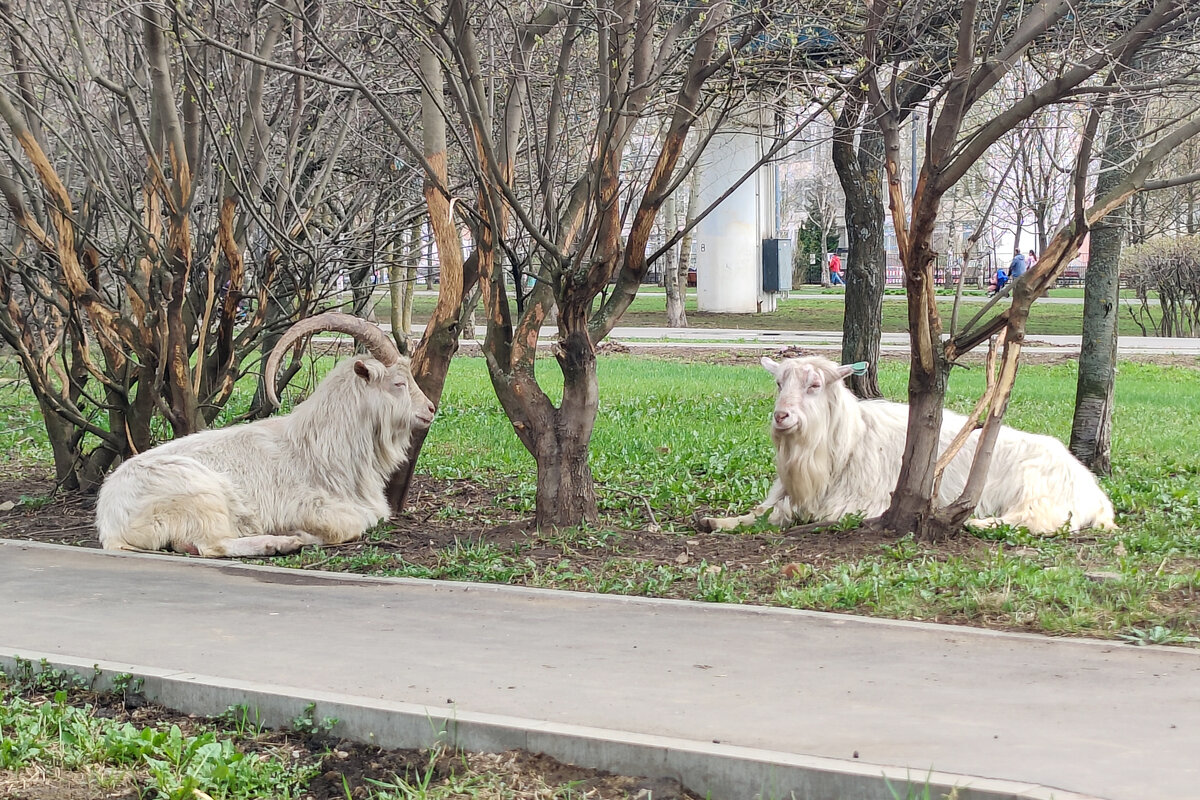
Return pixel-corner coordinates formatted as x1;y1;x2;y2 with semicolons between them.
265;311;401;408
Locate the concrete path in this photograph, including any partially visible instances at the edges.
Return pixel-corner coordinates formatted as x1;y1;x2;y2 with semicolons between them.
431;325;1200;356
776;294;1160;306
2;540;1197;799
411;289;1157;306
602;327;1200;356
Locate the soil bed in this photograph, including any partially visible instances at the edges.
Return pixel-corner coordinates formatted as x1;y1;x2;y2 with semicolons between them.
0;681;700;799
0;469;990;620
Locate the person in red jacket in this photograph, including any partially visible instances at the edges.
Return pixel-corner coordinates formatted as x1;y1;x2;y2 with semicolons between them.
829;252;844;286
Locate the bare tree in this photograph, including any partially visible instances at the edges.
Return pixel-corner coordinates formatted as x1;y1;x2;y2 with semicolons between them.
0;0;373;487
340;0;875;528
856;0;1200;540
1120;235;1200;337
456;0;768;526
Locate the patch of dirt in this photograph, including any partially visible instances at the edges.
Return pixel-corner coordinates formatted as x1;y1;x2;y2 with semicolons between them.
0;471;981;590
305;743;699;800
0;767;138;800
0;475;95;548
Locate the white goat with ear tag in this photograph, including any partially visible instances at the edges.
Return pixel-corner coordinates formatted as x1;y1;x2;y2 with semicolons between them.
698;355;1114;534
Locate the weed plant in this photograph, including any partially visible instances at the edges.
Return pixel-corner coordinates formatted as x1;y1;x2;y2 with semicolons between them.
0;667;317;799
0;665;667;799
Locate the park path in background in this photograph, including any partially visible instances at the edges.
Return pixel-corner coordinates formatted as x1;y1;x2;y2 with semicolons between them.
3;540;1197;800
405;325;1199;356
410;289;1162;305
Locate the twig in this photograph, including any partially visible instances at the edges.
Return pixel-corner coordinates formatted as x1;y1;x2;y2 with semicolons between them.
18;525;92;536
601;485;659;528
779;520;842;537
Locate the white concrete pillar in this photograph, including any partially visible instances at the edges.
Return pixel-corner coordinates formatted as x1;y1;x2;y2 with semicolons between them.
695;117;777;313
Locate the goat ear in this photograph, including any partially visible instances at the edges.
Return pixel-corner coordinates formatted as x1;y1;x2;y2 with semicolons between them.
353;359;371;380
761;357;781;376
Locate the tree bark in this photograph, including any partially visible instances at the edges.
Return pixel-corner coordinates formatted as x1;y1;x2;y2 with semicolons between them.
533;430;598;526
663;190;682;324
385;7;474;513
535;331;600;526
1068;219;1123;474
834;113;886;399
388;235;406;352
1069;97;1143;474
404;218;421;334
666;165;699;327
881;315;950;538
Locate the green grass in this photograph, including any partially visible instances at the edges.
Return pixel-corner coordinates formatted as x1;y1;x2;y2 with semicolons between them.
420;357;777;519
610;295;1142;336
0;663;669;799
0;673;317;799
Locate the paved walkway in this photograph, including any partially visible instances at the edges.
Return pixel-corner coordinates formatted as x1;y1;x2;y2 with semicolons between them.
601;327;1199;355
412;289;1158;306
2;540;1197;799
428;325;1200;356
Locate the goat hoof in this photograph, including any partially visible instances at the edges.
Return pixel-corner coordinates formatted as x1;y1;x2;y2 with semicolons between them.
278;536;306;555
259;536;306;556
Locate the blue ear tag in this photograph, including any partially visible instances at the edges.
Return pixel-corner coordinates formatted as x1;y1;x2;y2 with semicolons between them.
850;361;869;376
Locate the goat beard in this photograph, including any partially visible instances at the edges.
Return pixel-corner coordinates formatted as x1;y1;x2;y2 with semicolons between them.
770;410;838;516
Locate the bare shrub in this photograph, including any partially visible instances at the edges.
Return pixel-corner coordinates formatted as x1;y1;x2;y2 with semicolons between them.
1122;236;1200;337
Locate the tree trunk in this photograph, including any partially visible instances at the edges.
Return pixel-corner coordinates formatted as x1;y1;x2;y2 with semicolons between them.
385;17;471;514
404;218;421;334
38;394;84;487
537;318;599;525
666;166;699;327
349;262;377;320
532;410;599;526
663;191;681;324
1068;219;1122;474
424;230;436;289
833;105;886;398
880;344;949;538
1070;97;1142;474
388;236;407;352
532;432;598;526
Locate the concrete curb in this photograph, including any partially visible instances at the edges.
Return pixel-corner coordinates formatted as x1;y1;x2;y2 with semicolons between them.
1;649;1098;800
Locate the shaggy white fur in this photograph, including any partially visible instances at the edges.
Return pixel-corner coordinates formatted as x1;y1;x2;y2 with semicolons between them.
95;357;434;557
700;355;1115;534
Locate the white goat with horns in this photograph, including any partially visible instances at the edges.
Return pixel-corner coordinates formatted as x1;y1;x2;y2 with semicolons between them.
698;355;1115;535
96;312;435;557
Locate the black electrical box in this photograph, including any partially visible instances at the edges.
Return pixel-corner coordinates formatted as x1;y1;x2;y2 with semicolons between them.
762;238;794;292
